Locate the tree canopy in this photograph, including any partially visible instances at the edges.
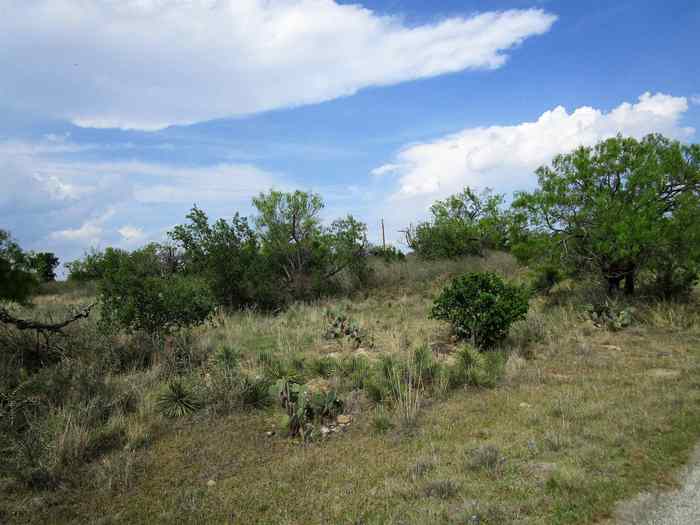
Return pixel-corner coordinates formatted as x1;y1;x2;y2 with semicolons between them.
512;134;700;295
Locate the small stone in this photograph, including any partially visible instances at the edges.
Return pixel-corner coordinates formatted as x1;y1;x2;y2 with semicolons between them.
265;431;275;437
207;479;216;487
519;402;532;409
647;368;680;379
600;344;621;351
337;415;352;425
320;425;331;436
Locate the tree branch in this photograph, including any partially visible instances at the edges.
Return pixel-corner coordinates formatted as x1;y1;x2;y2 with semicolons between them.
0;303;96;334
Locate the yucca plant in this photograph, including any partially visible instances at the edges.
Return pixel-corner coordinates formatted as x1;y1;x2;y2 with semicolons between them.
214;345;240;370
157;380;202;418
239;375;272;408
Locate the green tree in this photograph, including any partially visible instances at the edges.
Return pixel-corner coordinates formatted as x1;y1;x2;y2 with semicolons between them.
169;206;268;308
513;134;700;296
99;244;214;336
29;252;59;282
0;230;37;303
253;190;369;299
407;188;508;259
431;272;529;349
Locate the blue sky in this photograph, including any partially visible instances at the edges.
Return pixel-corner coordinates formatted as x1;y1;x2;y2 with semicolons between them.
1;0;698;269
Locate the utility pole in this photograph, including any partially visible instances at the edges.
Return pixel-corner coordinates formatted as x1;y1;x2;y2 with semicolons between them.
381;218;386;249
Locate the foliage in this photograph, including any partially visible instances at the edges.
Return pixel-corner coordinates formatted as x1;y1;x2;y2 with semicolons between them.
406;188;509;259
0;230;37;304
28;252;59;283
323;310;373;348
431;272;529;349
66;247;126;282
157;380;202;418
99;244;215;336
584;301;635;330
253;190;370;301
368;245;406;263
513;134;700;297
168;206;274;309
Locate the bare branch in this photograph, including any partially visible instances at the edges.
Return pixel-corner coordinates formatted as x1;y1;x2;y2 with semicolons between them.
0;303;96;334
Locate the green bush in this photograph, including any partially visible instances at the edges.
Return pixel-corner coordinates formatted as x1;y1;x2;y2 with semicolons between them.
406;188;509;259
431;272;529;349
368;245;406;263
99;244;215;336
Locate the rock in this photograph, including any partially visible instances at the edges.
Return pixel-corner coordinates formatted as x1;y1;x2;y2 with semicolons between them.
320;425;331;436
207;479;216;487
647;368;681;379
518;402;532;409
265;431;275;437
337;415;352;425
600;344;622;351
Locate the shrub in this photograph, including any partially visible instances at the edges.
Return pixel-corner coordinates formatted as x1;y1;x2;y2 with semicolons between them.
370;406;394;434
405;188;509;259
99;244;216;337
323;310;373;348
308;356;338;378
431;272;529;349
157;380;202;418
368;245;406;263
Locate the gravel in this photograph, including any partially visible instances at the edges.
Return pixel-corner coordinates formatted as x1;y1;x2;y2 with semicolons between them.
615;444;700;524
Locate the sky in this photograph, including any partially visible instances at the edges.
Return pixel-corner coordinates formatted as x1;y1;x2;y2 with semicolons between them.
1;0;699;271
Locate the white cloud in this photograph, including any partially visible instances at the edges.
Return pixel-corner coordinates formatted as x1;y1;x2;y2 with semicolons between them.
50;209;115;245
0;1;556;130
0;138;285;262
368;92;695;245
376;92;694;201
118;226;146;242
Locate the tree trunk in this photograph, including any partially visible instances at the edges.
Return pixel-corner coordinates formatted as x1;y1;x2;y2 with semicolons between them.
623;269;636;296
607;276;622;294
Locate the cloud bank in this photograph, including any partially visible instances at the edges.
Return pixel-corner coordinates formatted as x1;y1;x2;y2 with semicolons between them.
0;1;556;130
0;137;284;261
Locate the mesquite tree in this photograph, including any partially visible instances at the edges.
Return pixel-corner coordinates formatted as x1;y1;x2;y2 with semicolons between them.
513;134;700;296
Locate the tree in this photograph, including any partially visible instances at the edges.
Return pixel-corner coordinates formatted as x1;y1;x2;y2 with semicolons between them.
169;206;266;308
513;134;700;296
0;230;37;304
29;252;59;282
407;188;508;259
99;244;215;336
65;247;124;282
253;190;369;299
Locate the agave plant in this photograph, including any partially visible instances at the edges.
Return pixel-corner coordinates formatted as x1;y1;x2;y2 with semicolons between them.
157;380;202;418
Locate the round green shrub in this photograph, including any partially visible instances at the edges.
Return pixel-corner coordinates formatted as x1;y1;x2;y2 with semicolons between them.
431;272;529;349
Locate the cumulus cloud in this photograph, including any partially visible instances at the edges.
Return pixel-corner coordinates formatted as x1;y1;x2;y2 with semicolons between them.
50;209;115;245
376;92;694;201
0;1;556;130
368;92;695;245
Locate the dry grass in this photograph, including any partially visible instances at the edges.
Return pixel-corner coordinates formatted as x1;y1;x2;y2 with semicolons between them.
2;254;700;524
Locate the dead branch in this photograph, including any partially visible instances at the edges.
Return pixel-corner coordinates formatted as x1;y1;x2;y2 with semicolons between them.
0;303;96;334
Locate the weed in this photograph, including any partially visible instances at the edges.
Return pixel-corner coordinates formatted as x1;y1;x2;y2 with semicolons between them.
422;479;459;500
465;445;506;476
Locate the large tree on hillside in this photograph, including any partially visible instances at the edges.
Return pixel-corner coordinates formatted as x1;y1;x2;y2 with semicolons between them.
513;134;700;295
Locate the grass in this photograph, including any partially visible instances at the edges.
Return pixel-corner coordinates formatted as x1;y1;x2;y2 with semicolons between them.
2;253;700;524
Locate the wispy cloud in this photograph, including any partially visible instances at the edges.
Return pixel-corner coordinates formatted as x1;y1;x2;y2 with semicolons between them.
0;1;556;130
